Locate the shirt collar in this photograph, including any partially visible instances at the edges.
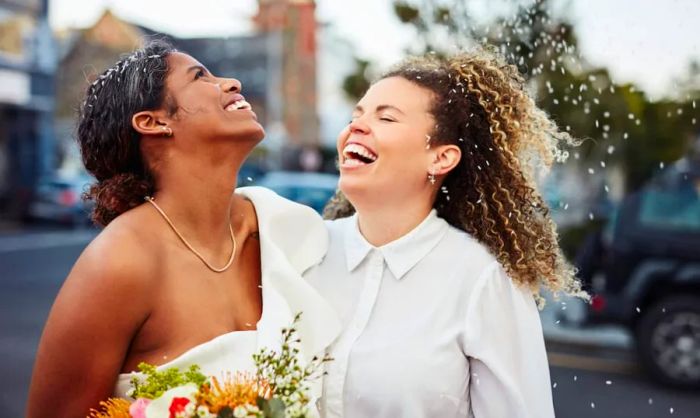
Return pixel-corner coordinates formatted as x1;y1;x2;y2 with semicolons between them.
344;209;449;280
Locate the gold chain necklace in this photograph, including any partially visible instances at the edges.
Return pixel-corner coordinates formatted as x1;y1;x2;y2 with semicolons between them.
145;196;237;273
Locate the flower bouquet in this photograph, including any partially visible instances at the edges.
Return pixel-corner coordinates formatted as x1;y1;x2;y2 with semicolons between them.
88;313;330;418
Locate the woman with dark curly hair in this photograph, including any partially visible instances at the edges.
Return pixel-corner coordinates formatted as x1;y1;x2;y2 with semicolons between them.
306;49;588;417
27;41;338;417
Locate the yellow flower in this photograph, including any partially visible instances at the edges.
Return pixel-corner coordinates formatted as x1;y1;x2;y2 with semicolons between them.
196;372;272;413
87;398;131;418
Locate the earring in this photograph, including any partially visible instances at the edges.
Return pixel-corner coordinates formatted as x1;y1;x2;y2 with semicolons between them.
428;168;437;185
161;126;173;137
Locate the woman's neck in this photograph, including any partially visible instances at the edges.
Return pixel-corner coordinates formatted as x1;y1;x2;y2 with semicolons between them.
354;199;434;247
148;155;243;254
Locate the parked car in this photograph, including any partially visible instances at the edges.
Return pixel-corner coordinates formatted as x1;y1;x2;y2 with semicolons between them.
27;173;94;227
254;171;339;214
576;158;700;388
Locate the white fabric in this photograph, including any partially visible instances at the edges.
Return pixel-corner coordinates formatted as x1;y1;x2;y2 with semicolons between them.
305;210;555;418
113;187;341;405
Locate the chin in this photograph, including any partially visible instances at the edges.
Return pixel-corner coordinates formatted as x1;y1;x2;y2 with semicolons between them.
233;124;265;143
338;176;371;206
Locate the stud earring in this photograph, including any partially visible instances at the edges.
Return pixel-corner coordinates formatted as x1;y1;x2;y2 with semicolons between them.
161;126;173;137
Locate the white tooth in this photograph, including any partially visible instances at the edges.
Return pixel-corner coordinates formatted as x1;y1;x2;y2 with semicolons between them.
343;143;377;161
344;158;364;167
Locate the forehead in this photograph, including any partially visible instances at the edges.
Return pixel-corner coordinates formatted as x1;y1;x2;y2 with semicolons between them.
167;52;205;76
360;76;434;113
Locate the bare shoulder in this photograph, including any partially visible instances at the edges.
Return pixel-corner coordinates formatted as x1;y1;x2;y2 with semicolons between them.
27;207;162;417
69;205;161;295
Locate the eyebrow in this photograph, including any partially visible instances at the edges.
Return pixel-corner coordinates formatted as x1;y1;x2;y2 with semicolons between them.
353;104;406;115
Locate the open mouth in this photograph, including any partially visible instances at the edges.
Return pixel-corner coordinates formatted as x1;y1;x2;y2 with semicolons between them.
342;143;378;167
224;97;252;112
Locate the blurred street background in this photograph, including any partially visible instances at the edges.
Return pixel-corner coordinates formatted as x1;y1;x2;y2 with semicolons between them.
1;0;699;416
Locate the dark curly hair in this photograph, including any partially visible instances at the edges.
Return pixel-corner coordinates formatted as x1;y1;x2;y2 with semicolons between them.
324;48;587;303
77;40;178;226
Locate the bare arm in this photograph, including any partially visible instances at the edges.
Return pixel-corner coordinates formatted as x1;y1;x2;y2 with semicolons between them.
26;230;155;418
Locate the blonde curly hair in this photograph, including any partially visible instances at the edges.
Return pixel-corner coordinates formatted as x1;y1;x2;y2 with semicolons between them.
324;48;588;304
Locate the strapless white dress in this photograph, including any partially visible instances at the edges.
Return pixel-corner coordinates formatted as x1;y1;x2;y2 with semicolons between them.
113;186;341;403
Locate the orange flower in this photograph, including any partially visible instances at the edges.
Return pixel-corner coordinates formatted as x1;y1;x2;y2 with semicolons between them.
196;372;272;413
87;398;131;418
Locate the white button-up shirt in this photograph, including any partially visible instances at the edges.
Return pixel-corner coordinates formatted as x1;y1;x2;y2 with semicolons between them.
305;210;555;418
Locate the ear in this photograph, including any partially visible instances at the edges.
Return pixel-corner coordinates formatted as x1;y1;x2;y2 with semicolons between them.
132;110;172;137
429;144;462;176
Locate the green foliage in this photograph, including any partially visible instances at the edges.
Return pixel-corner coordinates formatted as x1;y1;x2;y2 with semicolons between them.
341;58;372;101
257;398;286;418
252;312;332;418
129;362;207;400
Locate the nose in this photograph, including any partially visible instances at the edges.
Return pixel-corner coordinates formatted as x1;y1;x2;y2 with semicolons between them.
348;117;370;135
221;78;241;93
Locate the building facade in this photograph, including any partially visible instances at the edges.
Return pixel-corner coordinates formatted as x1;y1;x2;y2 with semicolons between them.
0;0;56;220
255;0;321;170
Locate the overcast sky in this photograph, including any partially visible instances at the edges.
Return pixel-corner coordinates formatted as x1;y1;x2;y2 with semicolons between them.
49;0;700;100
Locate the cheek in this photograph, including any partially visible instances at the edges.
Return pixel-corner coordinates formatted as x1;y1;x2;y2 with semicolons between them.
377;131;430;175
336;125;351;154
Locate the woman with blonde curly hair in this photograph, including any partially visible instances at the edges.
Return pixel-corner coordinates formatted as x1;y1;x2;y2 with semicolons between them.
306;49;587;418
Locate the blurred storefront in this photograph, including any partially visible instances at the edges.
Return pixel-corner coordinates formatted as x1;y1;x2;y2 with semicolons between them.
0;0;56;221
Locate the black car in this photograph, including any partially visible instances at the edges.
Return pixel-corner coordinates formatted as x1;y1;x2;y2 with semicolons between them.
576;158;700;389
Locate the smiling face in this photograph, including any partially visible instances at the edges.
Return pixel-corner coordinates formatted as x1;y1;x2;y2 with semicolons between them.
163;52;265;150
338;76;441;209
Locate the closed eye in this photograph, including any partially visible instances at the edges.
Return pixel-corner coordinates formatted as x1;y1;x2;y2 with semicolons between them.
194;69;205;80
379;117;396;122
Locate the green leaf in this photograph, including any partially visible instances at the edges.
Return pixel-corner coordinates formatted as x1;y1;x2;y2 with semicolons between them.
257;397;286;418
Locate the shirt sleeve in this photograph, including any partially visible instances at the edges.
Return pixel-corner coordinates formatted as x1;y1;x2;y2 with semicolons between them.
462;261;555;418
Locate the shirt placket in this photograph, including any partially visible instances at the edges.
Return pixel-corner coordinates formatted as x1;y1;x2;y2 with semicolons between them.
324;250;385;418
